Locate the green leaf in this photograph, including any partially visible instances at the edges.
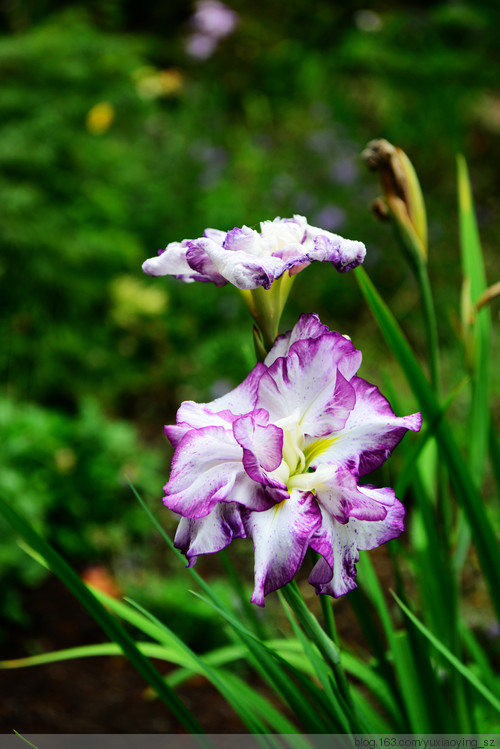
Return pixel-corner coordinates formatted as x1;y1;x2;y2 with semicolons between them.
128;479;337;732
215;671;308;740
394;375;469;500
0;642;176;669
123;596;268;734
457;154;491;485
280;582;356;722
13;732;39;749
459;622;499;696
392;591;500;714
278;590;353;733
488;422;500;499
356;553;435;732
189;589;336;733
340;652;403;727
1;638;303;737
354;266;500;624
0;494;203;735
349;686;392;733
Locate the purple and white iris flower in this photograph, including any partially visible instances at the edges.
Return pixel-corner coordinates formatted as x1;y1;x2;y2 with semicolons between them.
142;214;366;291
163;313;421;605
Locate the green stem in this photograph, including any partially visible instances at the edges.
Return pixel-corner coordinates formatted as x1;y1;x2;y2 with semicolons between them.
281;581;354;715
320;593;338;646
415;256;441;395
309;550;338;646
239;274;297;356
250;286;278;351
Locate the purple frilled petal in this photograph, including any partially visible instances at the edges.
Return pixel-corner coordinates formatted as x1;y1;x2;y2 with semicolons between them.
264;312;330;365
305;226;366;273
164;426;274;518
265;314;362;380
232;410;287;495
142;215;366;290
314;467;388;524
188;236;285;290
309;483;404;596
257;333;359;438
142;240;225;285
185;240;228;285
174;501;246;566
243;489;322;606
223;225;258;253
311;376;422;476
165;362;267;448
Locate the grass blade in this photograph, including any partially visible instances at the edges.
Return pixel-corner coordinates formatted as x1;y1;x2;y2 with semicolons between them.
457;154;491;484
459;622;499;695
127;479;338;732
189;589;336;732
123;595;317;740
356;552;438;732
280;582;355;718
123;596;268;734
392;591;500;714
0;494;203;734
0;642;179;669
354;266;500;623
340;652;403;727
13;732;39;749
278;591;353;733
489;422;500;498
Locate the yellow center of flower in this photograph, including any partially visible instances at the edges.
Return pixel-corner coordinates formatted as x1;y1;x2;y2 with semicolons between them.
271;409;336;495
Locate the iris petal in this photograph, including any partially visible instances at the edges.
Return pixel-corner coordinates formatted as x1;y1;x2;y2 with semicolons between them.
142;215;366;290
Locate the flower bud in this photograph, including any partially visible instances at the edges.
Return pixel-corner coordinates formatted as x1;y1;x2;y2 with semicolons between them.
362;139;427;264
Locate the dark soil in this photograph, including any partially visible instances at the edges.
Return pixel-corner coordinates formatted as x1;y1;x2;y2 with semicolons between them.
0;577;246;734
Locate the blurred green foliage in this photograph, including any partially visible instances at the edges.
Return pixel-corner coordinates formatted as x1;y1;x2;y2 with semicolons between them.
0;396;162;625
1;1;499;636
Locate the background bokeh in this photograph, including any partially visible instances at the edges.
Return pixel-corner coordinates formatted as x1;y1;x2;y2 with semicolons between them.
1;0;499;679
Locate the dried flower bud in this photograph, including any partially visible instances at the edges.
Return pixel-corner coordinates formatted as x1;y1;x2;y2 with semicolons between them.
362;139;427;263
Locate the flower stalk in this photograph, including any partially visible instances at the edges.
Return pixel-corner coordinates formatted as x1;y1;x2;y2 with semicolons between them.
241;272;297;357
280;581;354;707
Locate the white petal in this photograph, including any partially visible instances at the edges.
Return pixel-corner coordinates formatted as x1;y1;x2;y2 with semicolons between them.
164;426;272;518
174;502;246;565
194;238;286;289
312;376;422;475
244;489;322;606
258;335;357;437
142;242;196;280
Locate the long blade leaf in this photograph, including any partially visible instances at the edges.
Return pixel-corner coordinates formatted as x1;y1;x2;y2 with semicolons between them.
355;266;500;623
457;155;491;486
0;494;202;734
392;591;500;713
